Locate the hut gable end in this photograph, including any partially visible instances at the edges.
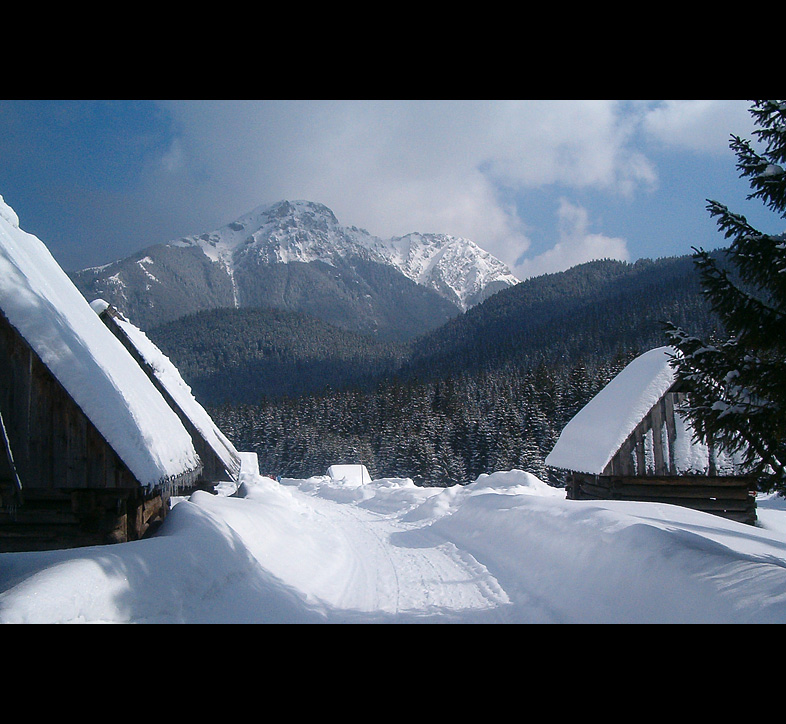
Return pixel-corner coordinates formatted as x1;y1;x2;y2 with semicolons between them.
0;195;203;549
546;347;757;525
607;388;681;478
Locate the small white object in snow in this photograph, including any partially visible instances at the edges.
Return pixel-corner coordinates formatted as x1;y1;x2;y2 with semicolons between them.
328;465;372;486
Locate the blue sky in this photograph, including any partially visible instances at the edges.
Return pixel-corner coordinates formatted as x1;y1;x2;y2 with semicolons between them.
0;100;780;276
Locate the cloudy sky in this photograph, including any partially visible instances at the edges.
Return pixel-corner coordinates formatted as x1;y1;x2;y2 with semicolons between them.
0;100;779;276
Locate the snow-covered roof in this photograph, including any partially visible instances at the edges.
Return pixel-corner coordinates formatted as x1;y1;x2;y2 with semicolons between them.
92;301;241;481
0;196;201;488
546;347;677;475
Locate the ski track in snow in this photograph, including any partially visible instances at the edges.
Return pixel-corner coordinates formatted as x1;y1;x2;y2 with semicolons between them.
273;488;511;621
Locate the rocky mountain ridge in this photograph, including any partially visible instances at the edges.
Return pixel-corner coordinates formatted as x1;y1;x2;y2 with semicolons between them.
170;200;519;311
71;200;518;340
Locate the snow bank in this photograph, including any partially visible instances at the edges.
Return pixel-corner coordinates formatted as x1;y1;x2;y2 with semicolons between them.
0;196;200;487
328;465;371;486
3;469;786;624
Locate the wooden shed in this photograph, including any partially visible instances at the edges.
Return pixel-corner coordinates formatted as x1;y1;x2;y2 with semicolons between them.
93;300;241;488
0;197;203;551
546;347;757;525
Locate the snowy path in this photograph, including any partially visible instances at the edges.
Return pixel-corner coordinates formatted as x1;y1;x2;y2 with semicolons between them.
4;471;786;624
302;495;512;618
197;479;514;622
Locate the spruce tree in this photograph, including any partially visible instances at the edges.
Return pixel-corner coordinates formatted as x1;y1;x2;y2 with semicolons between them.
665;100;786;490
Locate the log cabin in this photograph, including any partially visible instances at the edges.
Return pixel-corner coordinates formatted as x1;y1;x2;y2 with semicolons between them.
546;347;758;525
0;197;203;551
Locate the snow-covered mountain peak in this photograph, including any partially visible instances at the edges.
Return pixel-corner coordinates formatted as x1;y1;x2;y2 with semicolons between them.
376;232;520;310
172;200;382;268
171;200;519;311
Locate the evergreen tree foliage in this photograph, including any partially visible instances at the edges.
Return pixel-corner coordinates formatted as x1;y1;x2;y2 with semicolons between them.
211;357;629;488
148;307;407;405
665;100;786;489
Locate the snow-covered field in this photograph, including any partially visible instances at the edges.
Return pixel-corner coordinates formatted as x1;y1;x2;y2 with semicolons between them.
2;469;786;624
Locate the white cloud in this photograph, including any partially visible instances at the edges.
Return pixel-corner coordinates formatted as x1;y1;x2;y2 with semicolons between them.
514;199;630;280
146;100;749;274
158;137;186;174
479;100;658;196
640;100;755;153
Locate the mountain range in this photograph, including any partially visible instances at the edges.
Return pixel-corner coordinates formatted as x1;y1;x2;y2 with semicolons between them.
70;200;519;342
144;252;724;408
65;196;729;485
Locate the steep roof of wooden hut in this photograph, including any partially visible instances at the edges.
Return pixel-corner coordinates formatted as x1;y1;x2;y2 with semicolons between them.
546;347;677;475
0;196;201;488
92;300;241;482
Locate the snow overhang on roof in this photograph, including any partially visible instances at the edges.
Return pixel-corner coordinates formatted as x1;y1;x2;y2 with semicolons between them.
545;347;677;475
96;303;241;481
0;195;201;489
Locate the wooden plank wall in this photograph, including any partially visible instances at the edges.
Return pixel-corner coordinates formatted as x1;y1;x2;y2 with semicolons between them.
0;312;172;550
567;473;758;525
607;391;678;477
0;312;138;494
0;487;172;551
605;390;731;478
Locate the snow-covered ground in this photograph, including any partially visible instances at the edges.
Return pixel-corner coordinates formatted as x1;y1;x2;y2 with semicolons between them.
2;469;786;624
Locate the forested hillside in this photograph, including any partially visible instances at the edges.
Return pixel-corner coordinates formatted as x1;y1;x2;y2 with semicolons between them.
402;254;721;380
185;253;725;487
148;307;408;405
212;358;631;486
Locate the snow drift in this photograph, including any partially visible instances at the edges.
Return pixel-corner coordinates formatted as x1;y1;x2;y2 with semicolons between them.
2;469;786;624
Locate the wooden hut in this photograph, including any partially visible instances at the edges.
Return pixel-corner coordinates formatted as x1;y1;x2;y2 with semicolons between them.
93;300;241;489
0;197;203;551
546;347;757;525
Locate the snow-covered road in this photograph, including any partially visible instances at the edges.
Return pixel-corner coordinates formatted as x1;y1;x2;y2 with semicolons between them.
3;471;786;624
195;477;514;622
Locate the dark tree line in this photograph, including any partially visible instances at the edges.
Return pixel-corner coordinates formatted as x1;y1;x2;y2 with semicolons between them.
210;353;636;487
149;307;407;405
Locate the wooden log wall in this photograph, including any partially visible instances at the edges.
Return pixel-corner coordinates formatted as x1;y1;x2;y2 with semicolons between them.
0;311;169;550
0;487;172;552
567;473;758;525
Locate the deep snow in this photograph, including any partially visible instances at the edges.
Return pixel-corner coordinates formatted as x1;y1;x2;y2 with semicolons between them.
2;468;786;624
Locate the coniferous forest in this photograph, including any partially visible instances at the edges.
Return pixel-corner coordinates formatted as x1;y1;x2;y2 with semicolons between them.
150;254;726;488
